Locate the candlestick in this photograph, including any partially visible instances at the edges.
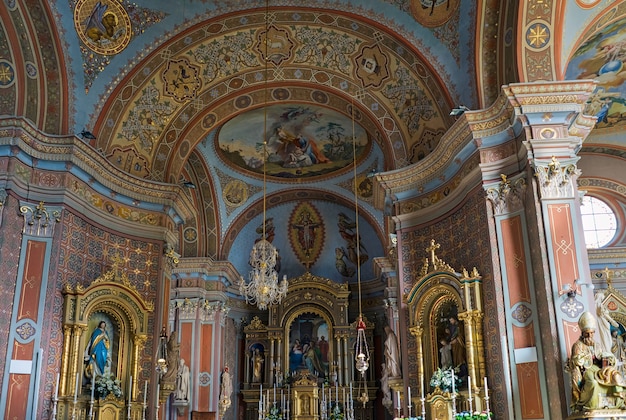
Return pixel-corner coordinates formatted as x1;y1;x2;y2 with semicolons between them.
54;372;60;401
468;376;473;414
74;372;80;403
89;375;95;420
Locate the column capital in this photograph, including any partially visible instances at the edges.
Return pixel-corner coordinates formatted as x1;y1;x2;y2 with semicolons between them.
485;173;527;215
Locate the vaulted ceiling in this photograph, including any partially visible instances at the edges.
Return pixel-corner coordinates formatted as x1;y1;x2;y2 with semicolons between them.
2;0;625;295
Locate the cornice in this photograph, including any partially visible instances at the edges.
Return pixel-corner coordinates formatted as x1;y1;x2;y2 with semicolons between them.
0;117;195;225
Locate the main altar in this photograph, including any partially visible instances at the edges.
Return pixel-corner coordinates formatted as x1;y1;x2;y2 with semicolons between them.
240;272;376;420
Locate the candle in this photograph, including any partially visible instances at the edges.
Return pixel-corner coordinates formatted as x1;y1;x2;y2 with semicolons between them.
274;384;276;404
90;374;95;401
468;376;472;400
128;375;132;404
420;374;424;399
54;373;60;401
408;386;411;406
335;383;338;402
396;390;400;410
74;372;80;403
484;376;488;395
143;381;147;406
156;383;160;403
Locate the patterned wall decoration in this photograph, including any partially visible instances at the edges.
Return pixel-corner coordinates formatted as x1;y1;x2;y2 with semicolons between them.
519;0;556;82
0;197;24;394
399;188;505;417
54;209;160;402
2;0;64;133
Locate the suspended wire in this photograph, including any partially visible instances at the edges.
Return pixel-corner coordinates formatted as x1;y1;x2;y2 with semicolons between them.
351;94;363;319
262;0;269;241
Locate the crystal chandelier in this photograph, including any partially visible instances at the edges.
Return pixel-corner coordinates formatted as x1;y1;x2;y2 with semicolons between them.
238;0;288;310
240;239;288;310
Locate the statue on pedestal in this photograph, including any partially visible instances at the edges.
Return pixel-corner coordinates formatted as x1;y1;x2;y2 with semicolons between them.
566;311;626;411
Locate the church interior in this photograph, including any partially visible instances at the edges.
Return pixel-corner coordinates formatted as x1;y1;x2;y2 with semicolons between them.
2;1;626;419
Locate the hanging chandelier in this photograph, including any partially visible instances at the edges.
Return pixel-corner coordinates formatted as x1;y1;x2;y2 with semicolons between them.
240;239;288;310
238;0;288;311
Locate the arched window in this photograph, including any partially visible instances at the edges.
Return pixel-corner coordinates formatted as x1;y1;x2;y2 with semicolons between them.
581;196;617;248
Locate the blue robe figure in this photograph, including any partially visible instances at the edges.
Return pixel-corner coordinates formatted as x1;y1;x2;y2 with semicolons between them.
84;321;111;378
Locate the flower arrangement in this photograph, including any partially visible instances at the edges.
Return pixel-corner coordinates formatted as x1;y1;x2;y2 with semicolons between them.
429;368;462;393
455;411;493;419
265;405;283;420
329;403;344;420
94;374;123;399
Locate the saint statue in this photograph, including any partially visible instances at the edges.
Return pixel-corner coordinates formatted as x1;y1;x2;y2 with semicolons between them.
220;366;233;407
252;348;264;382
384;325;401;377
84;321;111;379
566;311;626;411
175;358;190;401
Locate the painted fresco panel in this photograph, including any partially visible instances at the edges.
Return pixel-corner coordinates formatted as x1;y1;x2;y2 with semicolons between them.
516;362;544;419
18;240;46;321
547;204;579;290
199;323;213;412
501;216;531;304
5;374;29;420
217;104;369;180
512;324;536;350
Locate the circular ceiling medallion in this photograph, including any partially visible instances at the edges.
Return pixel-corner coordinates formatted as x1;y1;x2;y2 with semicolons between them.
410;0;461;28
74;0;132;55
217;104;370;180
223;180;248;208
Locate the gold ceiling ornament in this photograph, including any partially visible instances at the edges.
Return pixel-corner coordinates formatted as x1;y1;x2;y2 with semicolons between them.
238;0;288;311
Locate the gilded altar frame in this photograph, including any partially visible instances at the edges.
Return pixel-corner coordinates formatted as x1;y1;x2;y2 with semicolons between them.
58;265;153;419
405;240;486;416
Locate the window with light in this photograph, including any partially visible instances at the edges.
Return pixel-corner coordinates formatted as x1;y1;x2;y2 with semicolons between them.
581;196;617;249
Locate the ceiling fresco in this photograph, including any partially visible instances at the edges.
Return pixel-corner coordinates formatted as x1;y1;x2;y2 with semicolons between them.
217;104;369;179
567;13;626;131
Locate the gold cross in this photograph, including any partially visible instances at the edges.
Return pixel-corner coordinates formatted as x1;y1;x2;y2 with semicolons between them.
426;239;440;266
